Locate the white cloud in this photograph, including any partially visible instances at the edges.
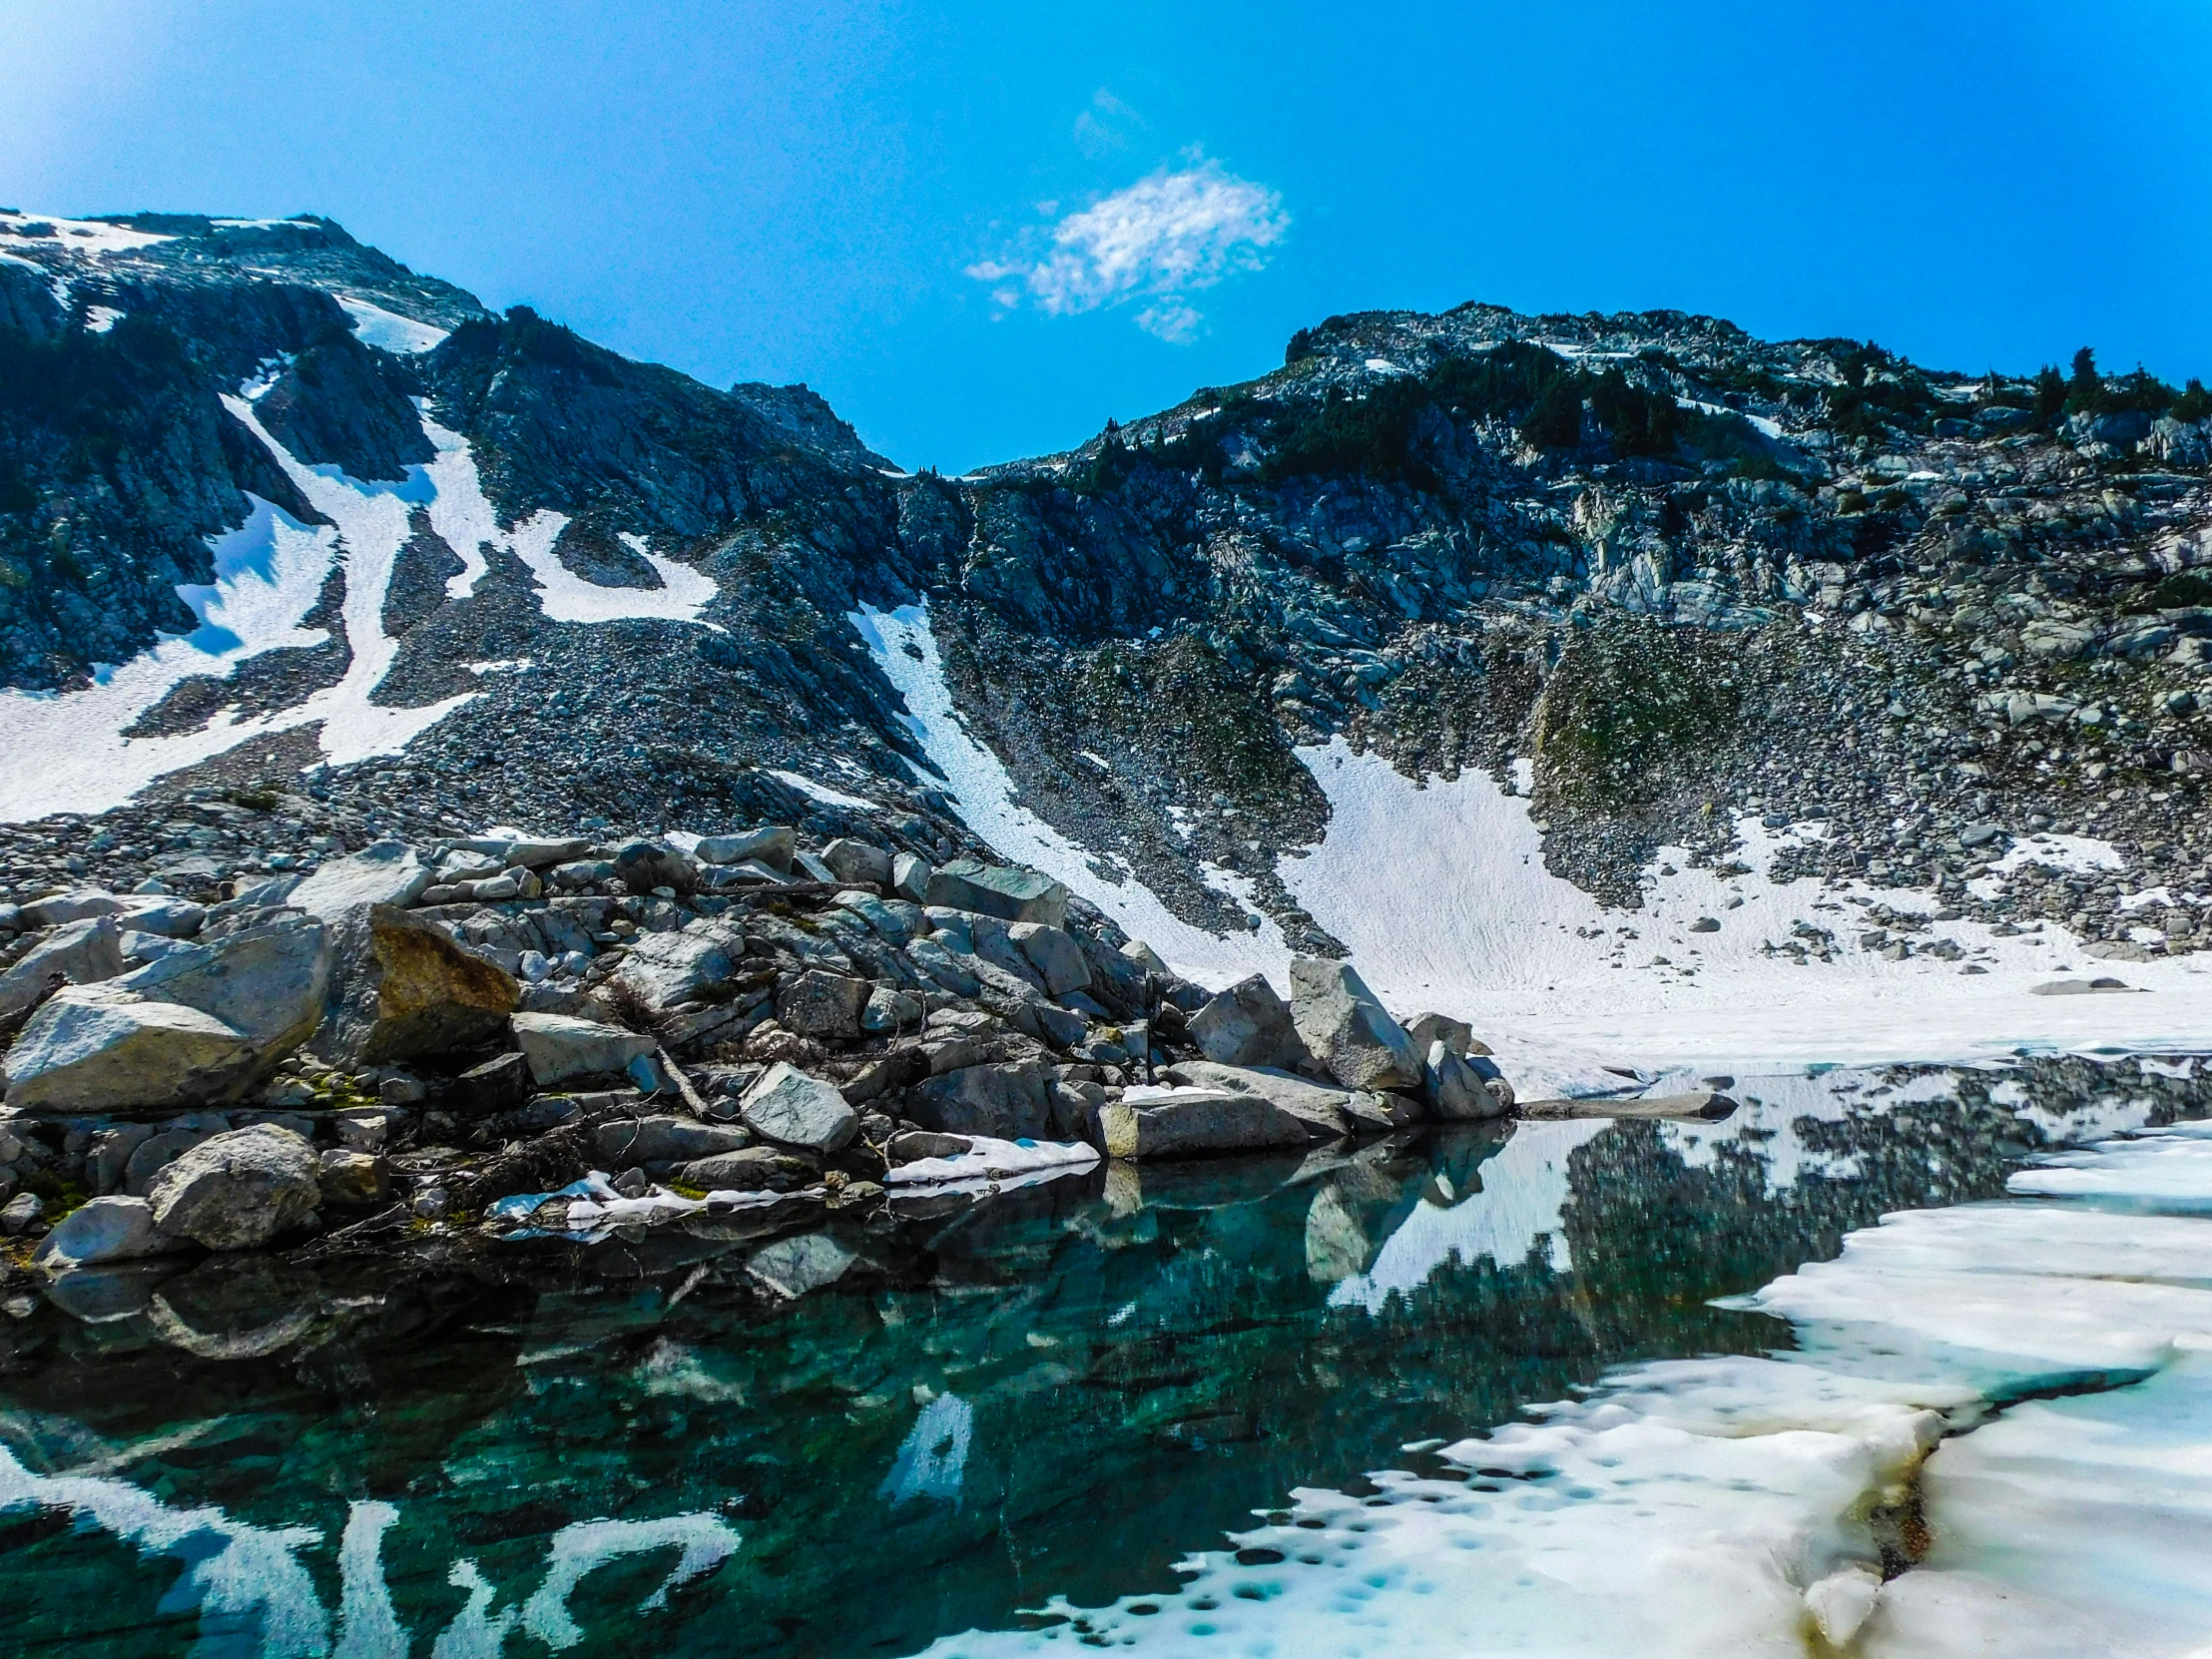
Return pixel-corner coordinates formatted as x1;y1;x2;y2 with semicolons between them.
968;155;1289;342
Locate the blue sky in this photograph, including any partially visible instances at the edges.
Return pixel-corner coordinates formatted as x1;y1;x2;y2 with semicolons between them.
7;1;2209;472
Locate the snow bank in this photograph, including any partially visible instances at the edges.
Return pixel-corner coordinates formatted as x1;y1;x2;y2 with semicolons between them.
0;211;175;257
883;1136;1099;1195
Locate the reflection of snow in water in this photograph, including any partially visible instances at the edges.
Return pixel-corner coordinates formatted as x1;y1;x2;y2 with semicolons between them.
1328;1120;1611;1313
0;1445;736;1657
920;1118;2212;1658
881;1392;974;1509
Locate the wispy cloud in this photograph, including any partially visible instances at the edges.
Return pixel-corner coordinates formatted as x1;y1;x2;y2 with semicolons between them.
968;154;1289;343
1072;90;1143;158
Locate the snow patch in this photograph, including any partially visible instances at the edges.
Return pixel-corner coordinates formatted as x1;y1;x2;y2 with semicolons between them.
851;601;1285;988
336;295;449;355
82;304;123;333
0;211;175;257
769;770;879;812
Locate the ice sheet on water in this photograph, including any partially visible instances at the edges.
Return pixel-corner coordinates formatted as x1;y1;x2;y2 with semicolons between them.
914;1114;2212;1658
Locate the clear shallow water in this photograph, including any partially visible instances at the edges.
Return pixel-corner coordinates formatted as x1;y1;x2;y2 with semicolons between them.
0;1061;2201;1657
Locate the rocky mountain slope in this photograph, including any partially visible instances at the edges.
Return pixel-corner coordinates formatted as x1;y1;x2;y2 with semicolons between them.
3;209;2211;966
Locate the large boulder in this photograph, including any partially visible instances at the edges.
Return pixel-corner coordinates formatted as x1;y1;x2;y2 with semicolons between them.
1289;957;1423;1092
1404;1012;1483;1058
739;1062;858;1152
314;905;520;1064
0;915;126;1021
1189;974;1308;1070
609;920;745;1012
3;986;260;1112
679;1145;820;1191
595;1115;752;1166
820;838;893;887
19;890;128;928
1162;1059;1368;1140
1094;1085;1316;1159
1425;1041;1508;1121
695;826;795;870
118;912;328;1058
146;1125;321;1251
118;896;208;939
512;1011;655;1086
924;860;1068;927
614;839;696;895
905;1061;1054;1140
1010;922;1091;997
287;841;435;919
31;1195;185;1272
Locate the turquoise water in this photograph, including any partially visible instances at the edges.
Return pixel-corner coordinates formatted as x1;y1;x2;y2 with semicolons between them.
0;1065;2176;1657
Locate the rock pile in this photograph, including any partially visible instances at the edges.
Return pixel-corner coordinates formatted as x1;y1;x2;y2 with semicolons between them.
0;824;1517;1277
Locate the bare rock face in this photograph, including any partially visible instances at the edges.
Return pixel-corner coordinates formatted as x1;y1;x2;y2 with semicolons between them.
146;1124;321;1251
1189;974;1308;1070
1288;957;1424;1092
904;1061;1054;1140
315;904;520;1065
609;918;746;1012
119;912;329;1057
776;970;868;1040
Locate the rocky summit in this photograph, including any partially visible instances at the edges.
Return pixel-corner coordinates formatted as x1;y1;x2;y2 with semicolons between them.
1;208;2210;1262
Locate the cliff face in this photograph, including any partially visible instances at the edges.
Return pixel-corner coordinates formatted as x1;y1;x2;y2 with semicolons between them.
2;210;2210;958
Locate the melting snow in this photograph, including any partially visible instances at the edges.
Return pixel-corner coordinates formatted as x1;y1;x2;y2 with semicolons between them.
82;304;123;333
920;1116;2212;1659
770;770;879;812
0;211;176;257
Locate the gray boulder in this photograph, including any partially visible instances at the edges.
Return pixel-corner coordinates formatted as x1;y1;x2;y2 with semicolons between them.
0;914;126;1020
609;919;745;1011
1289;957;1423;1091
32;1196;183;1272
1190;974;1308;1069
776;970;868;1039
821;838;893;886
314;905;520;1065
4;987;260;1113
924;860;1069;927
1011;922;1092;996
117;896;207;938
1404;1011;1482;1058
678;1145;820;1191
831;891;925;946
614;839;696;895
146;1125;321;1251
1162;1059;1365;1140
739;1062;858;1152
695;826;795;870
513;1011;656;1085
890;852;932;902
595;1115;752;1166
19;890;128;928
287;841;434;919
1094;1086;1316;1159
1426;1041;1508;1121
905;1061;1055;1140
119;912;328;1057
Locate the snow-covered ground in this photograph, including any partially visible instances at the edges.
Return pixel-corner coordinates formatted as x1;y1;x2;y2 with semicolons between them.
852;605;2212;1088
336;295;450;354
919;1103;2212;1659
0;392;725;824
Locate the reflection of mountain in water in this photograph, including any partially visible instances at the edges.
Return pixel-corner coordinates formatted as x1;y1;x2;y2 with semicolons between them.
0;1058;2200;1657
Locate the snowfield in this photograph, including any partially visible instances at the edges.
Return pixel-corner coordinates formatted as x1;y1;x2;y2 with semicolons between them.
855;604;2212;1088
